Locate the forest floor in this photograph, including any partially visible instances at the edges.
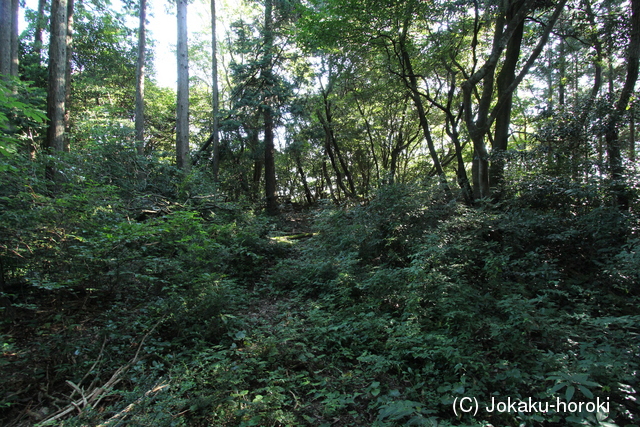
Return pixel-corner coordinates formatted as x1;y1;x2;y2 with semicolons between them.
2;197;639;427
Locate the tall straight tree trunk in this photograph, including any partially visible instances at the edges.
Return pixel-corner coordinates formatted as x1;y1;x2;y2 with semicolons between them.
631;106;636;163
262;0;278;215
46;0;68;154
0;0;11;78
247;127;261;199
135;0;146;155
605;0;640;209
10;0;18;78
546;47;553;111
63;0;73;152
211;0;220;180
579;0;603;128
264;105;278;213
34;0;47;61
252;159;263;198
176;0;190;170
558;41;566;106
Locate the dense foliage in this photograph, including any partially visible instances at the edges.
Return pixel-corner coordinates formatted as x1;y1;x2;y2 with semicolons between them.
1;139;638;426
2;0;640;425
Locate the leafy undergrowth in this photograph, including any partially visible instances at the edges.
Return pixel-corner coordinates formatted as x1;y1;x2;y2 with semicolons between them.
2;154;639;426
58;188;640;425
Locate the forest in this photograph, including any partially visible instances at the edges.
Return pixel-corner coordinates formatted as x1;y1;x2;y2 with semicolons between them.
1;0;639;425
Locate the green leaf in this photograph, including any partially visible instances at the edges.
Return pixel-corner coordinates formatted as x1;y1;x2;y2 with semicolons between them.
577;384;593;399
565;385;575;402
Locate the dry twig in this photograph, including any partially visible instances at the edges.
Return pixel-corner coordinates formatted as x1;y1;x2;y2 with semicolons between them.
35;318;164;426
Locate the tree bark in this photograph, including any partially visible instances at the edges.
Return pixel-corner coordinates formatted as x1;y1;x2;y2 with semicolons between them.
579;0;603;128
605;0;640;209
295;155;313;204
0;0;11;78
322;160;337;202
34;0;47;61
211;0;221;180
176;0;190;170
490;0;525;195
46;0;68;154
10;0;18;78
462;0;565;199
63;0;73;152
135;0;146;155
329;125;355;195
318;109;350;197
264;106;278;213
354;96;380;183
262;0;278;215
631;106;636;163
398;16;452;199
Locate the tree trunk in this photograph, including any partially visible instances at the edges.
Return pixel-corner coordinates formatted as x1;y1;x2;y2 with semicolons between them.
398;20;452;198
462;0;564;199
318;110;350;197
46;0;68;154
248;128;262;199
176;0;190;170
605;0;640;209
211;0;220;180
0;0;11;78
262;0;278;215
446;111;474;205
34;0;47;61
579;0;603;128
322;160;337;202
63;0;73;152
558;41;566;106
354;97;380;183
252;159;262;195
490;2;525;195
631;106;636;163
389;145;401;185
135;0;146;155
295;155;313;204
329;126;355;195
264;105;278;214
10;0;18;78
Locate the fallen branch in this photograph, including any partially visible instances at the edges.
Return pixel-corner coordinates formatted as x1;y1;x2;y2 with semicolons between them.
270;232;316;243
96;382;169;427
36;319;164;426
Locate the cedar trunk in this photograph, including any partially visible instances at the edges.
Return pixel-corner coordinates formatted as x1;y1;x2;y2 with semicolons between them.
211;0;221;180
263;0;278;215
0;0;11;77
135;0;146;155
176;0;190;170
46;0;68;154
